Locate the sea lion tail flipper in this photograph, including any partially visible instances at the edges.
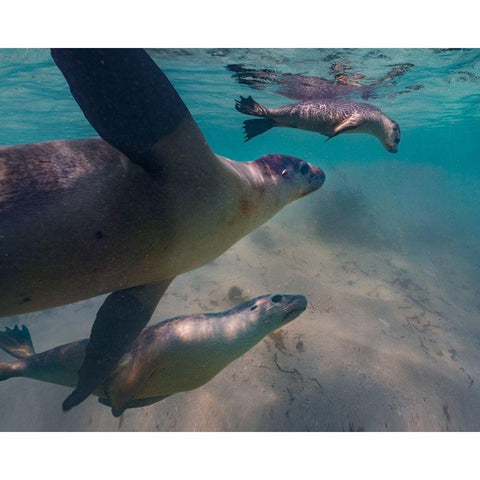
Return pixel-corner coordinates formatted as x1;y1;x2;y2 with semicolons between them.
242;119;275;142
98;394;171;416
235;95;269;117
0;325;35;359
62;278;174;412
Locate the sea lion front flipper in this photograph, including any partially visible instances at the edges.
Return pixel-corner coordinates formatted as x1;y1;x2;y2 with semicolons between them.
98;394;171;415
62;278;174;412
101;326;166;417
325;113;364;141
51;49;215;175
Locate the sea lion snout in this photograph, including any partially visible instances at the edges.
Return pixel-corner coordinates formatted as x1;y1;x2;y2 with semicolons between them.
283;294;307;313
386;144;398;153
383;120;401;153
265;293;307;322
298;163;325;197
308;164;326;189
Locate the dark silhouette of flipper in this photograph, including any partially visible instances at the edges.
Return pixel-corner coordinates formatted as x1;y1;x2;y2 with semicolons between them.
62;279;173;411
242;119;275;141
51;49;214;175
51;49;189;169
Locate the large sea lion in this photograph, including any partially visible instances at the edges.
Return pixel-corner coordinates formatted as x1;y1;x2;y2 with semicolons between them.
0;49;325;411
0;294;307;417
235;95;400;153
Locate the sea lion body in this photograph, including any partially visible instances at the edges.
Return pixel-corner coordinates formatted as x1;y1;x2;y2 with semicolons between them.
0;294;307;416
0;49;325;411
235;96;400;153
0;138;324;316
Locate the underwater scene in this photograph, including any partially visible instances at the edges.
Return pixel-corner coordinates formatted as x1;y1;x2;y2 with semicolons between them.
0;48;479;432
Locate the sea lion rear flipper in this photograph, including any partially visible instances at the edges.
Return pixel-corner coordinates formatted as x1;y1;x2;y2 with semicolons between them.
326;113;364;141
51;49;214;174
98;394;171;415
0;325;35;359
242;119;275;141
62;278;174;411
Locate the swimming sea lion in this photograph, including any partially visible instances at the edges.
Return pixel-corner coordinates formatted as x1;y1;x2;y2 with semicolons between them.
0;49;325;411
235;95;401;153
0;294;307;417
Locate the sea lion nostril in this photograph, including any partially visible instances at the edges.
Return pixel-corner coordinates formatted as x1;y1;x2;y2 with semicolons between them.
300;164;309;175
271;295;283;303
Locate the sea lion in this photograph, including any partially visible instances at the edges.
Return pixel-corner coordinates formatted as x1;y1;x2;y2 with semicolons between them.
0;49;325;411
0;294;307;417
235;95;400;153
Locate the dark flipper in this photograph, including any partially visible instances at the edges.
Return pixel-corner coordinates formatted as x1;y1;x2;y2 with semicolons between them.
98;394;171;416
235;95;269;117
0;325;35;359
51;49;211;172
242;118;275;142
62;278;173;411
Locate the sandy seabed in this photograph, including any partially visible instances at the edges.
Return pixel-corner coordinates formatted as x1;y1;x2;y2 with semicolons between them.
0;164;479;432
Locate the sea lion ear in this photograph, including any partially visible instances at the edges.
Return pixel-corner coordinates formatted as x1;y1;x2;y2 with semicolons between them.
326;113;363;141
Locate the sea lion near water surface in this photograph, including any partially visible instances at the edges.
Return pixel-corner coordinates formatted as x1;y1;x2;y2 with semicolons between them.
235;95;400;153
0;49;325;412
0;294;307;417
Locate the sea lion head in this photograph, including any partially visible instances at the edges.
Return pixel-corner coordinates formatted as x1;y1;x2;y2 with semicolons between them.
253;154;326;204
382;118;401;153
233;294;308;338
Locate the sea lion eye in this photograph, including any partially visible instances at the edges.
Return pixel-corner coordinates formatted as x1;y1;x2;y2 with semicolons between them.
271;295;283;303
281;169;289;177
250;305;257;311
300;163;309;175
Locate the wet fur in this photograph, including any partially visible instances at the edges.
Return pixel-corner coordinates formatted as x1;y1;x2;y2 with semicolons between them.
0;140;323;316
0;295;306;415
235;96;400;151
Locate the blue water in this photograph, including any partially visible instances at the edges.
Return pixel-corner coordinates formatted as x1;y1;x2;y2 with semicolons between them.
0;48;479;431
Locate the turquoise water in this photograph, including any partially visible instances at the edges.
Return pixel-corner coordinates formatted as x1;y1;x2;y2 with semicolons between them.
0;48;479;431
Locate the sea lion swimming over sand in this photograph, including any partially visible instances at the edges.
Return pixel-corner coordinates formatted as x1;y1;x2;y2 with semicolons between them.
0;294;307;417
0;49;325;412
235;95;401;153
